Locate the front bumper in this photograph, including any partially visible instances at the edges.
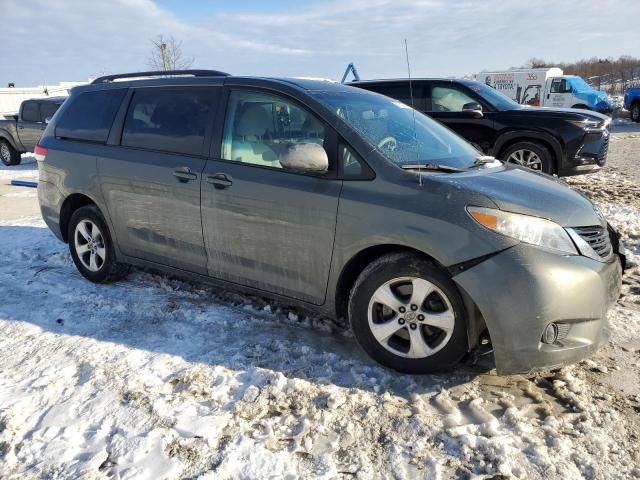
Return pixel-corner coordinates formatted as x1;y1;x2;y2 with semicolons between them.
453;244;622;375
563;129;610;176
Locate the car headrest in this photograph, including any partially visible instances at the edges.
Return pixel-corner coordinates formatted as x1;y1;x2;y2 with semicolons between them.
236;104;271;138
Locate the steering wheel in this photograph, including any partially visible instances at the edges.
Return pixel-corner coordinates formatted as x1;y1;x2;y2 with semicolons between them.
377;136;397;152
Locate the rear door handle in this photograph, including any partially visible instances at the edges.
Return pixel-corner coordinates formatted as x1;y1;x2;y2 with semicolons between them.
206;173;233;189
173;167;198;182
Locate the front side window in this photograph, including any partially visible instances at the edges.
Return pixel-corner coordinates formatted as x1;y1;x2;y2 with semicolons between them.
221;90;326;169
122;88;215;156
55;89;126;143
431;86;476;112
40;103;60;123
314;89;478;169
550;78;564;93
22;102;39;122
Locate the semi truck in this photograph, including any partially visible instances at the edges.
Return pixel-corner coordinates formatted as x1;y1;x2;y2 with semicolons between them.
479;68;610;113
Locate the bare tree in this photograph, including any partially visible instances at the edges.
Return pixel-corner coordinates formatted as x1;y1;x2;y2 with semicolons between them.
147;35;194;71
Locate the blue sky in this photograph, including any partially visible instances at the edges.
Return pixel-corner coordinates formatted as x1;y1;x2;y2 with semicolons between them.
2;0;640;87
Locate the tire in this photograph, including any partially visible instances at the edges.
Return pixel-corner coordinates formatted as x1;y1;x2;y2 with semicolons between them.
571;104;590;111
348;253;469;374
501;141;554;174
631;102;640;123
0;139;20;166
68;205;128;283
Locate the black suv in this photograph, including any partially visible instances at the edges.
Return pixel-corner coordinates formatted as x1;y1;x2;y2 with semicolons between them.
350;79;611;176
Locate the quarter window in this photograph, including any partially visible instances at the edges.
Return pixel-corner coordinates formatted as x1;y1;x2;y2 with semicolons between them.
56;89;126;143
431;86;477;112
21;102;40;122
122;88;215;156
221;90;326;169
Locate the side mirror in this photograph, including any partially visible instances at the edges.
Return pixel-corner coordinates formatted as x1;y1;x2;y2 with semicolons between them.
279;143;328;174
44;117;52;124
462;102;483;118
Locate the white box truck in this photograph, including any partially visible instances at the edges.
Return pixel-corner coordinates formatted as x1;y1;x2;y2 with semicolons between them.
478;68;610;113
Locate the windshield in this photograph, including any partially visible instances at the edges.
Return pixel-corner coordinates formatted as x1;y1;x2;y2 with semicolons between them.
466;82;521;111
567;76;594;93
313;89;479;169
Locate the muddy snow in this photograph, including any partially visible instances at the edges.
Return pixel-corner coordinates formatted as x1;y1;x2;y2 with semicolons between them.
1;133;640;479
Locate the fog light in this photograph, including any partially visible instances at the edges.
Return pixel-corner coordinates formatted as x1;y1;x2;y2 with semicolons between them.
542;323;559;344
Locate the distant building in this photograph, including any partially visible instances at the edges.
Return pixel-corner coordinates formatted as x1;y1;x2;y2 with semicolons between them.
0;80;88;117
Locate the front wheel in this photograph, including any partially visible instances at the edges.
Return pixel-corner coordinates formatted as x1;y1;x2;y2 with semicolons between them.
501;141;554;174
631;102;640;123
68;205;128;283
348;253;469;373
0;140;20;166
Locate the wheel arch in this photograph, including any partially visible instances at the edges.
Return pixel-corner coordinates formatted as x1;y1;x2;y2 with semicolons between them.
59;193;100;243
0;130;19;151
494;131;563;173
334;244;448;322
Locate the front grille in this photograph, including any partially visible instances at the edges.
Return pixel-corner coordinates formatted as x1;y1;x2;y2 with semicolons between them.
597;134;609;166
573;226;613;260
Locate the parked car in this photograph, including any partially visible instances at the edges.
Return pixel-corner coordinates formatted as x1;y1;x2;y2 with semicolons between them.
624;87;640;122
0;97;65;165
350;78;611;176
479;68;611;113
37;70;624;375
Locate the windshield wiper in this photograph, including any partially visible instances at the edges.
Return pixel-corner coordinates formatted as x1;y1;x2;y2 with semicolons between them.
401;163;466;173
467;155;501;168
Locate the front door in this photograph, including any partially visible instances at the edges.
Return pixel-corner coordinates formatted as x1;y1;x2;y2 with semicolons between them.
201;88;341;304
426;84;495;153
99;86;219;274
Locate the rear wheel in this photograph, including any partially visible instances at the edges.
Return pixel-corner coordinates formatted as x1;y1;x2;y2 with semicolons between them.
501;141;553;174
348;253;468;373
68;205;128;283
0;140;20;166
631;102;640;123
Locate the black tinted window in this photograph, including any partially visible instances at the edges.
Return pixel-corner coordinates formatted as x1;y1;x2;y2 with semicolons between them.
40;103;61;123
56;89;126;143
122;88;215;156
362;84;426;111
22;102;39;122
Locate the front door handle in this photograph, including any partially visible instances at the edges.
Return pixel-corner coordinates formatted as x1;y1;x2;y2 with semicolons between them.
173;167;198;182
206;173;233;189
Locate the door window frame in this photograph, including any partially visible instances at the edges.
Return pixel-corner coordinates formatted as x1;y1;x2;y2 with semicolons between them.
20;101;41;123
209;86;340;180
109;85;220;158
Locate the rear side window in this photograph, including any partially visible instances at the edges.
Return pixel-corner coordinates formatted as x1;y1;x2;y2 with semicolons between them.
21;102;40;122
56;89;126;143
360;84;426;111
121;88;215;156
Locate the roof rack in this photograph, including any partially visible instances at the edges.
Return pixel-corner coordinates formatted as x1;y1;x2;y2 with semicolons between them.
91;70;230;84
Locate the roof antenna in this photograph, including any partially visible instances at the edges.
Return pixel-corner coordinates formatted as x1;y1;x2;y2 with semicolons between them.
404;39;421;186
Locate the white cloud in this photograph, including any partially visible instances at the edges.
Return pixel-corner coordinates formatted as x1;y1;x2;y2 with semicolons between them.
1;0;639;86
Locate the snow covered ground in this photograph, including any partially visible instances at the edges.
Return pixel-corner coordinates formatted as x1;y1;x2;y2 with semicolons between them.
1;143;640;479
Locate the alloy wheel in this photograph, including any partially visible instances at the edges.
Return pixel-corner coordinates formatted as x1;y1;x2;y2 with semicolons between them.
74;219;106;272
506;149;542;170
0;143;10;164
367;276;455;358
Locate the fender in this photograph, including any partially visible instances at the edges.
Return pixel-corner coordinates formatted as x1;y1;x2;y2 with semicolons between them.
492;129;564;165
0;128;20;151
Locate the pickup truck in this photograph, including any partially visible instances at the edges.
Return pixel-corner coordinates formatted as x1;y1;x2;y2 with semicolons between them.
624;87;640;122
0;97;65;165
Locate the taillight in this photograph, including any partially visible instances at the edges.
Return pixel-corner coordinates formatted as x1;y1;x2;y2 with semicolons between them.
34;144;48;162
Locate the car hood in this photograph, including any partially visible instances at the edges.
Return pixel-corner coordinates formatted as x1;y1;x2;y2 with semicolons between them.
433;164;603;227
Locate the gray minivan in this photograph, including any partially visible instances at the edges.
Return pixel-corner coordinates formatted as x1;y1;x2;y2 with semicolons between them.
36;70;624;375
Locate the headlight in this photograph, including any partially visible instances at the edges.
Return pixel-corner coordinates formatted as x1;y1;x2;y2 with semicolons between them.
568;119;606;131
467;207;578;255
